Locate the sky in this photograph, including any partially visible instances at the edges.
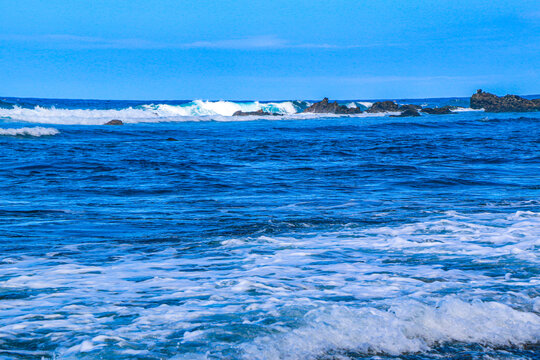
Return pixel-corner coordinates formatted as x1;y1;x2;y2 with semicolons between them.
0;0;539;100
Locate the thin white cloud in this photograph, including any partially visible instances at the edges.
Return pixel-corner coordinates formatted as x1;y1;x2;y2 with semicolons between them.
181;35;288;49
0;34;396;50
1;34;167;49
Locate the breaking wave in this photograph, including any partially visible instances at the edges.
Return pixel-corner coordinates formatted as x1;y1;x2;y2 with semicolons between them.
0;99;481;125
242;298;540;359
0;127;59;136
450;107;484;112
0;100;307;125
346;101;373;110
1;210;539;358
150;100;303;116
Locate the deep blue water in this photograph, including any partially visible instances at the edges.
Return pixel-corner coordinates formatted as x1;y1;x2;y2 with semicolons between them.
0;98;539;359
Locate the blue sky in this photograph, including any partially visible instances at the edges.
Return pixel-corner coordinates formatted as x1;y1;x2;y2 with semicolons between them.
0;0;539;100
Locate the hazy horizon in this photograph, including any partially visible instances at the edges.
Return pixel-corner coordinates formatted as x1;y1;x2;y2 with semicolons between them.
2;92;540;103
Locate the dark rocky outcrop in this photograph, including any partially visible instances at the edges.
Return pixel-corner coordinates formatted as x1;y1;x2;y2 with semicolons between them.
233;109;276;116
303;98;362;114
166;137;178;141
470;89;540;112
399;104;421;111
104;119;124;125
390;108;420;117
421;106;454;115
367;101;399;113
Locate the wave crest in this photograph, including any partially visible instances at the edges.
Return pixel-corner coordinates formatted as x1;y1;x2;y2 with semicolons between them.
242;298;540;359
0;99;487;125
0;100;305;125
0;127;59;136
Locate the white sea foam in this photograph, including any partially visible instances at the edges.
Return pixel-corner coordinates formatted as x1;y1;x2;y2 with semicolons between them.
451;107;484;112
0;127;59;136
0;100;487;125
358;101;374;108
0;101;303;125
242;298;540;359
0;105;163;125
0;210;538;358
346;101;373;109
150;100;300;117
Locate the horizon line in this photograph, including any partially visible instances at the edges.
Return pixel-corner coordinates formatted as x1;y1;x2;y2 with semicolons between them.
1;92;540;103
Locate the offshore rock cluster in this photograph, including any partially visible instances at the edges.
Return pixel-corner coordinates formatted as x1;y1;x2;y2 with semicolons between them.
98;90;540;123
470;89;540;112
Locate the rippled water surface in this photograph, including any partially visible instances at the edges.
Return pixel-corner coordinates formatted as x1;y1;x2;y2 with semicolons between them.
0;101;539;359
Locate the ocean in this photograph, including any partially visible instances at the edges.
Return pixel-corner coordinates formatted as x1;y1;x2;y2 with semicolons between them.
0;97;539;359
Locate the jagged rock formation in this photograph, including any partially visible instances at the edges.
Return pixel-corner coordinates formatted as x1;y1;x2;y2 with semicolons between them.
366;101;399;113
104;119;124;125
421;106;454;115
390;108;420;117
233;109;276;116
470;90;540;112
303;98;362;114
399;104;421;111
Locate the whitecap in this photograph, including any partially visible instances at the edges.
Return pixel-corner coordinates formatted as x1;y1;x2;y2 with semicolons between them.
1;210;538;357
241;298;540;359
0;101;401;125
0;101;302;125
0;127;59;136
451;107;485;112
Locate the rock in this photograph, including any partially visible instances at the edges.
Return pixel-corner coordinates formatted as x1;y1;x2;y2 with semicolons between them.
303;98;362;114
233;109;277;116
104;119;124;125
367;101;399;113
390;108;420;117
399;104;422;111
166;137;178;141
421;106;453;115
470;89;540;112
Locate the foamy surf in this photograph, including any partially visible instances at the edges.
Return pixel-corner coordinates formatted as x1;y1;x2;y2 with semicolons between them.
147;100;302;116
0;127;59;136
0;99;486;125
242;298;540;359
0;100;305;125
0;104;387;125
450;107;485;112
1;210;538;358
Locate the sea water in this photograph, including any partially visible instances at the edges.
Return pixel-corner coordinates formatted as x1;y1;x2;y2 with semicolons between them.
0;97;539;359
